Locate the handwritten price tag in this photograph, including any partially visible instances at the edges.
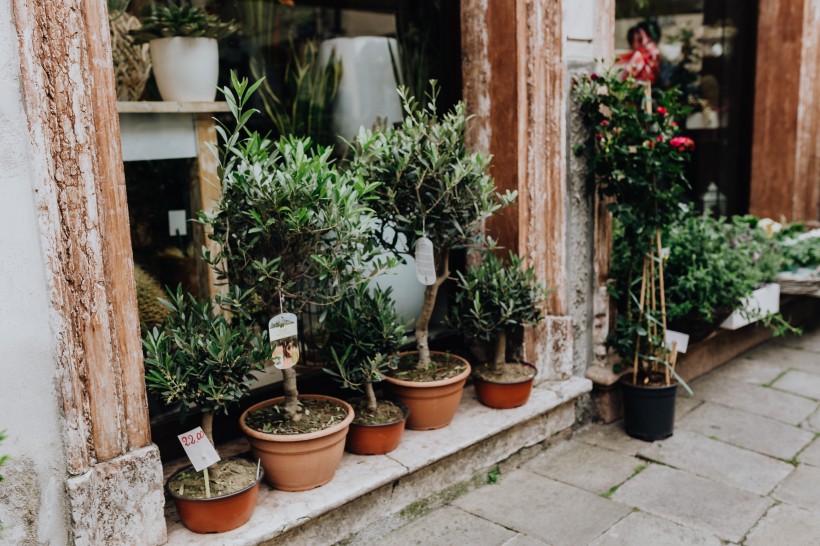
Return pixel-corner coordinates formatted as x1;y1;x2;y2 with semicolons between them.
177;427;221;472
665;330;689;355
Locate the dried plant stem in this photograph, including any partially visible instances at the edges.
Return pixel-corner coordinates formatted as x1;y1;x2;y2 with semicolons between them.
632;256;649;385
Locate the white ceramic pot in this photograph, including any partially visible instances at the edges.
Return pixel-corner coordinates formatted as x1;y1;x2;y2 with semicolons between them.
149;37;219;101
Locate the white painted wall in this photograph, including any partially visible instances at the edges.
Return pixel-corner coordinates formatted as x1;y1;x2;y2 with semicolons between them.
0;0;69;543
564;0;597;61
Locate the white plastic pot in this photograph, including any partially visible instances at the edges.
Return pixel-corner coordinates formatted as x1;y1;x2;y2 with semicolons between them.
149;37;219;102
720;283;781;330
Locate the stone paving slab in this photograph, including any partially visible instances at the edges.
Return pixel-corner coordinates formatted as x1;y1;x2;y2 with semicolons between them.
367;506;516;546
523;440;643;495
454;470;631;546
679;402;815;459
674;394;703;419
687;376;817;424
702;357;786;386
797;437;820;467
587;511;722;546
503;534;550;546
772;464;820;511
775;329;820;354
772;369;820;400
611;464;772;543
744;503;820;546
637;429;793;495
746;345;820;375
575;423;647;456
803;408;820;432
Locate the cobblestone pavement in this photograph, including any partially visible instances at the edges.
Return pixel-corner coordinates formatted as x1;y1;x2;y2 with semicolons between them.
370;326;820;545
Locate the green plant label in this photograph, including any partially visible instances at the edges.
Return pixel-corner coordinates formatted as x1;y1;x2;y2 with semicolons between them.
177;426;221;472
415;236;436;286
268;313;299;370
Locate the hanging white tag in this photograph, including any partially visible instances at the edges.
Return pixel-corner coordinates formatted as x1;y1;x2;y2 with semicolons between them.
415;237;436;286
177;427;221;472
268;313;299;370
665;330;690;354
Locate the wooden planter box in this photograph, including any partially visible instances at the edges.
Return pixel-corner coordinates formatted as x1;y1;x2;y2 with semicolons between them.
720;283;780;330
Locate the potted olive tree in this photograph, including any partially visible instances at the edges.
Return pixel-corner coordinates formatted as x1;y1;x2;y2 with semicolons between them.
142;286;270;534
201;74;389;491
324;284;409;455
450;251;549;409
352;84;515;430
131;2;237;101
575;69;694;441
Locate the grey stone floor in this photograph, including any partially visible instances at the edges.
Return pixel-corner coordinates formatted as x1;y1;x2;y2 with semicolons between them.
369;326;820;546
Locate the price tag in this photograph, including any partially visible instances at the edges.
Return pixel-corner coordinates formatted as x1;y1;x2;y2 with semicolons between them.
415;236;436;286
268;313;299;370
665;330;689;354
177;427;221;472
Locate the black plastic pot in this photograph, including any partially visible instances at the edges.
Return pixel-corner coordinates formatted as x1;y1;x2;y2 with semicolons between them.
620;377;677;441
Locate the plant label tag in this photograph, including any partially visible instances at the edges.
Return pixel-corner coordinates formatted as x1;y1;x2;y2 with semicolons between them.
177;427;221;472
268;312;299;370
168;209;187;237
665;330;689;354
415;237;436;286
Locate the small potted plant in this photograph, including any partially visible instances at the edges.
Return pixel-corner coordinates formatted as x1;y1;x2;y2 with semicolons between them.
142;286;270;534
130;2;237;101
450;251;550;409
201;74;389;491
352;84;515;430
324;284;409;455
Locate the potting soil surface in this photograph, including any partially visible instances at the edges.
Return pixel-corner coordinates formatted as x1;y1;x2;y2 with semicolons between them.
350;398;405;425
169;458;257;500
472;362;536;383
388;353;468;382
244;399;348;435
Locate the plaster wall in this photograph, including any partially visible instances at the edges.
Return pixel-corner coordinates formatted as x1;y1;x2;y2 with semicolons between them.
0;1;70;543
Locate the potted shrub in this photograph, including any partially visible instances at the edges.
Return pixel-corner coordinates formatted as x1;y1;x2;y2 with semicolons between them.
575;69;694;441
142;286;270;534
352;84;515;430
450;251;550;409
201;74;389;491
130;2;237;101
324;284;409;455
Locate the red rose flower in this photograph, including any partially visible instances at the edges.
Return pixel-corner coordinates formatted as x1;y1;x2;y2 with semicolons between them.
670;120;679;128
591;73;599;80
656;134;664;142
657;106;668;115
596;133;604;140
669;136;695;152
600;120;609;127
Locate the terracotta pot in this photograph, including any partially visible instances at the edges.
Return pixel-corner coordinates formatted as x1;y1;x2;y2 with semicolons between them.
167;461;263;534
383;351;471;430
239;395;354;491
345;401;409;455
473;362;537;409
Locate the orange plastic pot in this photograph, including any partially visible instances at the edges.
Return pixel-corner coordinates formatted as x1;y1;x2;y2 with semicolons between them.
239;395;354;492
167;461;263;534
473;362;537;409
345;401;409;455
383;352;471;430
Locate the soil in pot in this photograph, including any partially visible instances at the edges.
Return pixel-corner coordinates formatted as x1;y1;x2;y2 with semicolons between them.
168;458;262;534
621;374;677;442
345;398;409;456
472;362;537;410
244;398;348;435
387;352;468;382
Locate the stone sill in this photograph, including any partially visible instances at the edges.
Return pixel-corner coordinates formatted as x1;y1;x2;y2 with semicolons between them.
164;376;592;545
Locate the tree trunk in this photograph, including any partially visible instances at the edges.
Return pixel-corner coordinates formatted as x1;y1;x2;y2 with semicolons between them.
201;410;220;476
282;367;302;421
415;251;450;370
493;330;507;370
364;383;378;412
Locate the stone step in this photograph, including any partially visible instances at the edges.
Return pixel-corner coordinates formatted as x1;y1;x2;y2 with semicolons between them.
164;376;592;546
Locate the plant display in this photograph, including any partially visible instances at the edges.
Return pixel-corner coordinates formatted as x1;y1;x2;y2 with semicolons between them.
450;251;548;380
142;286;271;445
782;235;820;270
129;2;238;45
108;0;151;101
324;284;406;420
352;84;515;373
574;69;693;388
201;74;388;424
134;264;170;329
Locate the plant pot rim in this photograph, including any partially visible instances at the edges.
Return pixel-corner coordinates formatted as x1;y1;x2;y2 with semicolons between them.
166;458;264;502
350;399;410;428
383;351;472;388
472;361;537;386
618;375;679;390
149;36;218;44
239;394;354;442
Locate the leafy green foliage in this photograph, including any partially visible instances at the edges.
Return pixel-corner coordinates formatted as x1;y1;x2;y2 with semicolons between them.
450;251;548;346
781;236;820;270
351;84;516;260
323;285;407;391
200;73;390;318
130;2;238;45
142;286;272;417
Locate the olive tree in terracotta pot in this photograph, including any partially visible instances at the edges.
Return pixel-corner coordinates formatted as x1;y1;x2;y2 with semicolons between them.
450;250;550;409
351;84;515;430
142;286;270;534
200;74;390;491
324;284;409;455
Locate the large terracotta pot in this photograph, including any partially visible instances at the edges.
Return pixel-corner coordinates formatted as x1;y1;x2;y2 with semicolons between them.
383;351;471;430
239;395;354;491
473;362;537;409
167;461;263;534
345;401;409;456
